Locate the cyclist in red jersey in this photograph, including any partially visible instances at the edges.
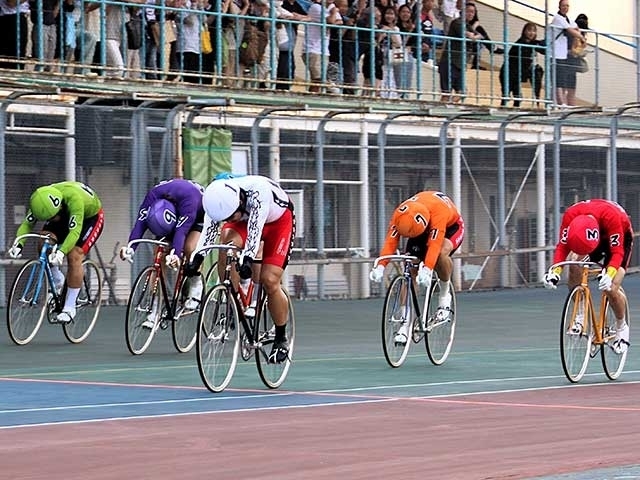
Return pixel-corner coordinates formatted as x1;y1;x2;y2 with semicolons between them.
543;199;633;354
370;191;465;344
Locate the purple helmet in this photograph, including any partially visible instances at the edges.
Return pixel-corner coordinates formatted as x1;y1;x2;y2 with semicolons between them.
146;199;177;237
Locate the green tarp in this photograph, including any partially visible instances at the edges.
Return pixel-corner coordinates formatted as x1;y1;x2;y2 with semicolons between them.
182;127;233;287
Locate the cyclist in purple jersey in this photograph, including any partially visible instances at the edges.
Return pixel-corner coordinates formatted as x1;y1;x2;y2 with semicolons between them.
120;178;206;312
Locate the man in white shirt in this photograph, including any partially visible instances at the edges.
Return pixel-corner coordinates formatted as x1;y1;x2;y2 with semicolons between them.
304;0;342;92
550;0;585;106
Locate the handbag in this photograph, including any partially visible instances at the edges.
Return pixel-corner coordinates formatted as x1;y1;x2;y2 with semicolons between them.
573;56;589;73
201;24;213;55
390;47;409;64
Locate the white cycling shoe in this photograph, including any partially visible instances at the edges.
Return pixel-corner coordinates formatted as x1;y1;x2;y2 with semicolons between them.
612;323;630;355
394;323;409;345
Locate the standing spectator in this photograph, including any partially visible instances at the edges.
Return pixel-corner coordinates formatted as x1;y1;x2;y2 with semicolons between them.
411;0;437;63
304;0;342;93
276;0;308;90
222;0;249;87
550;0;585;106
357;6;383;96
379;6;403;98
465;1;502;70
0;0;29;70
68;0;98;75
396;4;415;93
175;0;204;83
499;22;545;107
435;0;457;35
437;0;482;103
29;0;60;71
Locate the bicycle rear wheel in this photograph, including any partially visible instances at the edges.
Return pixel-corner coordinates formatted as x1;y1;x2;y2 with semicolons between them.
425;281;456;365
601;289;630;380
171;273;203;353
560;285;592;383
197;284;239;392
126;266;162;355
381;275;413;368
63;260;102;344
256;289;295;389
7;260;48;345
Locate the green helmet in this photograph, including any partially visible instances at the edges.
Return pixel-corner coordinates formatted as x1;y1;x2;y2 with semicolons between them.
30;186;63;221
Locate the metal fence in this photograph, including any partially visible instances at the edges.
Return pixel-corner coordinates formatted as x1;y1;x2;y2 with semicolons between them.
0;0;638;108
2;95;640;304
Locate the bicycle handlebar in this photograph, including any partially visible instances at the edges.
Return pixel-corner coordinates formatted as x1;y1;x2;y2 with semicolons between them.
12;233;56;247
127;238;170;250
189;243;241;263
549;260;604;271
373;254;419;268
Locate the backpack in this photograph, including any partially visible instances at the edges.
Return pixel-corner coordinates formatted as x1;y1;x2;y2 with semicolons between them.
239;22;268;67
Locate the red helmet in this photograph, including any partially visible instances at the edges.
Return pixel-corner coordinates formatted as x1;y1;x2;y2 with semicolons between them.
566;215;599;255
394;203;430;238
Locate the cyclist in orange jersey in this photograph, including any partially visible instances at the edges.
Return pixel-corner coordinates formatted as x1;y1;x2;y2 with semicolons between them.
370;191;465;344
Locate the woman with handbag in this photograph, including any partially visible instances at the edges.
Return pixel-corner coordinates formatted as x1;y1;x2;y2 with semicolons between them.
550;0;586;106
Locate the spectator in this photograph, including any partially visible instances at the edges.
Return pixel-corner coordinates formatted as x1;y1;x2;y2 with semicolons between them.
276;0;307;90
327;0;352;93
304;0;342;93
411;0;438;63
499;21;545;107
221;0;249;87
357;6;383;96
380;6;403;98
550;0;585;106
28;0;60;71
437;0;482;103
435;0;457;35
465;1;503;70
175;0;205;83
68;0;98;75
0;0;29;70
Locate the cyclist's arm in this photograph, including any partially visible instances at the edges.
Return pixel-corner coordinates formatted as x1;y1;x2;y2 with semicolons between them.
15;213;37;246
58;197;85;254
423;221;446;270
377;224;401;267
193;214;220;257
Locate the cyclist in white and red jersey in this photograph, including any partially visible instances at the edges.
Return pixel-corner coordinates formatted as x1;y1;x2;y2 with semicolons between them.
543;199;634;354
194;175;295;364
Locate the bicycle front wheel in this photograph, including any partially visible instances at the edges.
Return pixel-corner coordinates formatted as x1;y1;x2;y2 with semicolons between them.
126;266;162;355
7;259;48;345
381;275;413;368
197;285;240;393
560;285;592;383
425;281;456;365
63;260;102;344
171;273;203;353
256;289;295;389
601;289;630;380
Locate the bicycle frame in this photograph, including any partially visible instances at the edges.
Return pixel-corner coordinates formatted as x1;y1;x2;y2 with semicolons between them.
552;260;606;345
197;244;264;347
374;254;431;328
128;238;186;323
12;233;63;313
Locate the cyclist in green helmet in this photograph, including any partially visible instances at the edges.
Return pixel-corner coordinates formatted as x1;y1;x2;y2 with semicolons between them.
9;181;104;324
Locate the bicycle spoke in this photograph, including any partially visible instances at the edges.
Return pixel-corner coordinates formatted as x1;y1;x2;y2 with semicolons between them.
63;260;102;344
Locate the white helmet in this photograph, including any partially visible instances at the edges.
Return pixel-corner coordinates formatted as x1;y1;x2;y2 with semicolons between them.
203;180;241;222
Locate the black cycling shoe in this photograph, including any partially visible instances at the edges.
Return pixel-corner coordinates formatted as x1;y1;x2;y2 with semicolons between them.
268;337;289;364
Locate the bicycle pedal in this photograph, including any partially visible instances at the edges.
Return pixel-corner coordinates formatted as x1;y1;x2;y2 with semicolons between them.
160;320;169;330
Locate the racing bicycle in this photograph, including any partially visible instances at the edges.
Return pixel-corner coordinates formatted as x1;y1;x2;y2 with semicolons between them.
6;233;102;345
552;260;631;383
374;254;456;368
196;244;295;392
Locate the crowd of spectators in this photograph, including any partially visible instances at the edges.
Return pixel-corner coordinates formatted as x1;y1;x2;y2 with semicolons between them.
0;0;590;107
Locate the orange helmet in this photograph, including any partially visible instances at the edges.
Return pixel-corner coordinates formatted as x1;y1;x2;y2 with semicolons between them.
394;203;430;238
566;214;600;255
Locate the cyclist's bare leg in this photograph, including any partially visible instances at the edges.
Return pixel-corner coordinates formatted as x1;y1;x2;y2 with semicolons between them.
66;246;85;289
435;239;455;300
260;263;287;327
606;267;627;328
183;230;201;267
434;238;454;283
